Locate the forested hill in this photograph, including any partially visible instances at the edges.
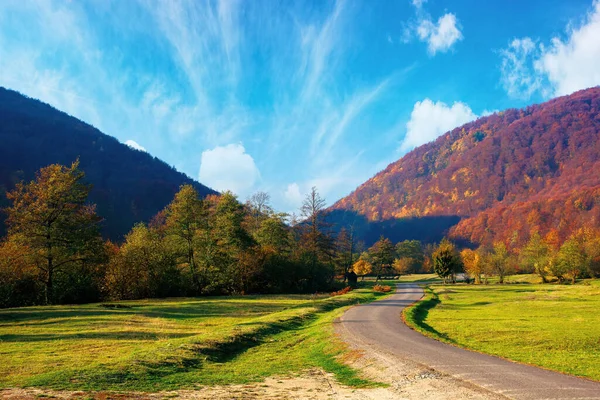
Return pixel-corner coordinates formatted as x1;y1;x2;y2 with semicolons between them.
328;87;600;247
0;87;217;241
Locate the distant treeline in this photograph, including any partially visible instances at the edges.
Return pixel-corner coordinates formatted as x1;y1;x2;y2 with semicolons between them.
0;162;443;308
0;161;339;307
2;162;599;308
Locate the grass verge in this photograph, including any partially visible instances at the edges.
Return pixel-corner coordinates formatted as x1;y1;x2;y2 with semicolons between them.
0;285;390;391
403;279;600;381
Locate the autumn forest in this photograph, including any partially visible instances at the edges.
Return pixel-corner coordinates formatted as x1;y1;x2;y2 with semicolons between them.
2;88;600;308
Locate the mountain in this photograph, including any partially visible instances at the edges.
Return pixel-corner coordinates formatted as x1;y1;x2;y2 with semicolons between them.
328;87;600;247
0;87;217;241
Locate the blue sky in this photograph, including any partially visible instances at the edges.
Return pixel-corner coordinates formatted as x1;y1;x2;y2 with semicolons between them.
1;0;599;213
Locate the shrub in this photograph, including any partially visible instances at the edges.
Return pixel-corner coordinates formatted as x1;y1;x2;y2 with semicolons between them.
373;284;392;293
330;286;353;296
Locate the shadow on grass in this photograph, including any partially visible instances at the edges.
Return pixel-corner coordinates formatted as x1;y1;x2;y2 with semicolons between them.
0;300;299;324
199;293;377;363
405;289;456;344
0;331;197;342
198;315;308;363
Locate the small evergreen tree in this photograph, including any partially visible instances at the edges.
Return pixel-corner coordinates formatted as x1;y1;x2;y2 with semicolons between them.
432;239;461;283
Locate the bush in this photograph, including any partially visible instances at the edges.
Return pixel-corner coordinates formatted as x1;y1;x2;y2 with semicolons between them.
373;284;392;293
330;286;353;296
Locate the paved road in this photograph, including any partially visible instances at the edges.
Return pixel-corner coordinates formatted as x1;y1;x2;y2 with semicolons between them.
338;283;600;399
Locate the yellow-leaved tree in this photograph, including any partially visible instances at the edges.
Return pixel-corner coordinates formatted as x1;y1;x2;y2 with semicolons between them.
353;259;372;280
5;160;105;304
460;248;482;284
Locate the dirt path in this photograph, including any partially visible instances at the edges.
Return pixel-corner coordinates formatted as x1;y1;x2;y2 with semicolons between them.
0;363;504;400
337;283;600;400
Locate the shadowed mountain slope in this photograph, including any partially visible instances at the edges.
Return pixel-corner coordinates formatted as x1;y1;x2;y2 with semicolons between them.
0;87;217;241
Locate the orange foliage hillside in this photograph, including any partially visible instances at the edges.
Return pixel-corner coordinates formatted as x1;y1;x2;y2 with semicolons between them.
329;87;600;247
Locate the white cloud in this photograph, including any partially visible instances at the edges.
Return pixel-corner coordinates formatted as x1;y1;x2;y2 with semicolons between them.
536;0;600;96
284;183;303;208
403;0;462;55
481;109;499;117
125;140;147;152
401;99;477;153
500;1;600;98
499;38;544;99
198;143;260;197
417;13;463;55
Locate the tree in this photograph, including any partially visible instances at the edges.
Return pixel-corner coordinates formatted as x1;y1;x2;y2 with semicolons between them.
556;235;588;284
460;248;482;284
369;236;395;281
213;192;255;293
255;212;291;255
585;232;600;278
395;240;424;273
392;258;411;276
245;191;273;235
421;243;435;273
5;161;105;304
352;259;372;280
164;184;206;291
432;239;461;283
106;223;179;299
489;242;513;284
520;231;552;283
299;187;334;288
0;237;39;307
335;227;356;281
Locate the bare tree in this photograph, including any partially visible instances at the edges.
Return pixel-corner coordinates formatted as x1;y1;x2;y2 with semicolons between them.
246;191;272;235
299;187;334;284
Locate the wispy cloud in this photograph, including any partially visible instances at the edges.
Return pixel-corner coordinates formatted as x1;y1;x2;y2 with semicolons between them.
0;0;409;211
310;79;389;159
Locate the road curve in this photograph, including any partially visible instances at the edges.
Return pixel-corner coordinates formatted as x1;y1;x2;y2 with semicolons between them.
338;283;600;400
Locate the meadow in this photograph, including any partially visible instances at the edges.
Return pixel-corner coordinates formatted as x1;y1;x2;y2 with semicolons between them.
0;285;390;391
404;277;600;381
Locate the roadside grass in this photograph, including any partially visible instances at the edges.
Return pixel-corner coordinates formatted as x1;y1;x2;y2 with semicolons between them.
404;278;600;381
0;285;390;391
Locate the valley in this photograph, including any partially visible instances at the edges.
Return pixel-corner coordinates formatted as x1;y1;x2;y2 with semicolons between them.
2;0;600;397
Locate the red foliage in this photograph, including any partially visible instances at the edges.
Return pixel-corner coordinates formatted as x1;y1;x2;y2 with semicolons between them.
330;87;600;247
373;284;392;293
330;286;353;296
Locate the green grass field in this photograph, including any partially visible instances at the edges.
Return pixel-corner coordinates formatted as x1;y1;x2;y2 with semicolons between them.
404;278;600;381
0;286;390;391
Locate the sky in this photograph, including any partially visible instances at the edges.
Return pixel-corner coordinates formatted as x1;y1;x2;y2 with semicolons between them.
1;0;600;213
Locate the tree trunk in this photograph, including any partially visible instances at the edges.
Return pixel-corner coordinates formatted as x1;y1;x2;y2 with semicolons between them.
46;261;53;305
188;240;199;291
46;229;53;304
